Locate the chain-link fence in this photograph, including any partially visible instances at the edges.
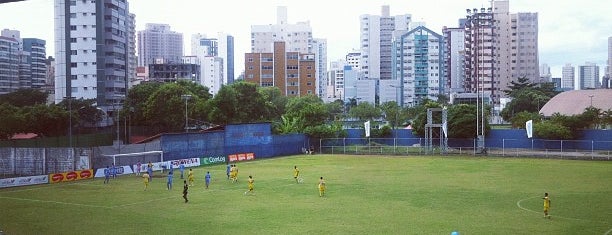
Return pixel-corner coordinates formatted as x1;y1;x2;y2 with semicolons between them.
319;138;612;160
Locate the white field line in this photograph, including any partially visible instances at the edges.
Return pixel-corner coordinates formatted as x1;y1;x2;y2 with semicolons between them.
516;195;611;234
0;195;110;208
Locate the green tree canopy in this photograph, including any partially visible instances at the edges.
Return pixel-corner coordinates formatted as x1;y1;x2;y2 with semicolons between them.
0;88;48;107
348;102;381;121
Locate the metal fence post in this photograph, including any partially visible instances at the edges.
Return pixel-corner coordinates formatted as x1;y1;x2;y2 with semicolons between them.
502;139;505;156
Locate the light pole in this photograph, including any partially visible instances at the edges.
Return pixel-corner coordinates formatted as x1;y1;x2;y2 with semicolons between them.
64;96;75;149
182;94;192;132
589;95;594;107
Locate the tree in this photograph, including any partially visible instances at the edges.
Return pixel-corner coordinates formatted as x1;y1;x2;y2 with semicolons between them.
208;81;269;124
325;99;344;121
258;86;287;122
534;121;572;140
285;95;329;128
348;102;381;121
125;82;163;126
379;101;402;129
143;83;193;132
509;111;541;129
0;104;23;139
0;88;48;107
580;106;602;129
273;115;302;134
503;76;536;96
22;104;70;137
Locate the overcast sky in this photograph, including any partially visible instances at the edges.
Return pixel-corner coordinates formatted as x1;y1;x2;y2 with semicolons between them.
1;0;610;78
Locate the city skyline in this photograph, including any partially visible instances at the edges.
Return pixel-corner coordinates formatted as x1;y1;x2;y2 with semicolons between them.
1;0;610;78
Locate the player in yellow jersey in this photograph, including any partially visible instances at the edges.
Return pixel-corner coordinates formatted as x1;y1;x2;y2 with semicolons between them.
188;168;194;186
142;172;150;191
293;166;300;183
543;192;551;219
244;175;254;195
318;177;326;197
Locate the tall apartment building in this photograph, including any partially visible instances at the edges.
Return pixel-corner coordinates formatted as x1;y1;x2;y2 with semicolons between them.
22;38;47;90
579;62;600;89
508;12;539;83
137;23;183;67
54;0;135;110
244;41;316;97
360;5;411;80
606;37;612;78
463;1;539;104
191;33;235;86
325;60;347;102
561;64;575;89
127;13;136;86
392;26;444;107
0;36;19;94
250;6;326;97
442;26;465;94
540;63;551;82
464;7;496;100
0;29;47;94
346;50;361;70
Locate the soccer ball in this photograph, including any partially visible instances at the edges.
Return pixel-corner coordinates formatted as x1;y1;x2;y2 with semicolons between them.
298;177;304;183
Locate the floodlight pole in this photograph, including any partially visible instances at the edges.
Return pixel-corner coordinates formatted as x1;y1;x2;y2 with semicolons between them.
182;94;192;132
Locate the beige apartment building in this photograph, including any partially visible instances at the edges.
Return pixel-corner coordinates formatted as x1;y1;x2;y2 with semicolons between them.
244;41;316;97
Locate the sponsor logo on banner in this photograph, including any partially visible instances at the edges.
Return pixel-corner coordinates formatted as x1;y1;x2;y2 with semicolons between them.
0;175;49;188
228;152;256;162
201;156;227;165
169;158;200;168
50;169;94;183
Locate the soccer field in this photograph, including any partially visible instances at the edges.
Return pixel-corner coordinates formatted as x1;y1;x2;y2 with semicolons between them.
0;155;610;235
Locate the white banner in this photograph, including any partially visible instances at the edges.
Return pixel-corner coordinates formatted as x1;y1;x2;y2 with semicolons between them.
525;120;533;138
442;121;448;138
94;165;134;178
364;121;371;137
0;175;49;188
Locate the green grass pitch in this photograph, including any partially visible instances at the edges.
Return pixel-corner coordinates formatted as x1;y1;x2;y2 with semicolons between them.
0;155;611;234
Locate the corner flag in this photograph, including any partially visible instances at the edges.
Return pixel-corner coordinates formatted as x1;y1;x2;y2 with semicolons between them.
364;121;371;137
525;120;533;138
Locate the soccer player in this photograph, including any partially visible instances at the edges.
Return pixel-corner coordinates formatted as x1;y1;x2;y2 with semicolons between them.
234;164;239;183
230;164;237;183
135;161;141;176
179;162;185;179
318;177;326;197
293;166;300;183
167;170;174;190
543;192;551;219
110;163;117;179
226;164;231;180
183;180;189;203
188;168;194;186
142;172;150;191
205;171;211;189
103;166;110;184
244;175;254;195
147;164;153;182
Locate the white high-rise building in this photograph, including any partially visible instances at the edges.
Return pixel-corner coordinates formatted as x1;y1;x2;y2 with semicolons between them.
54;0;135;111
443;26;465;94
137;23;183;67
607;36;611;77
346;50;361;70
579;62;600;89
561;64;575;89
360;5;411;80
393;26;445;107
325;60;347;102
540;63;551;82
250;6;327;96
191;33;235;85
251;6;312;54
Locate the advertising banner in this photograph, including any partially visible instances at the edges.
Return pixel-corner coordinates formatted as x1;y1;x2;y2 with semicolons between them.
168;158;200;169
228;152;255;162
0;175;49;188
50;169;94;183
94;166;134;178
200;156;227;166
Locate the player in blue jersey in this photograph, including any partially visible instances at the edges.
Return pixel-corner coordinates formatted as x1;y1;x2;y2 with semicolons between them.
205;171;211;189
110;163;117;179
167;170;174;190
104;166;110;184
226;164;231;180
179;162;185;179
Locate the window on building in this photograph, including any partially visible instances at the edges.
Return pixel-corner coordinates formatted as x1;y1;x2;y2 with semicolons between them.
71;50;77;55
70;63;77;68
70;38;77;43
71;75;77;80
70;13;77;18
70;25;77;31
